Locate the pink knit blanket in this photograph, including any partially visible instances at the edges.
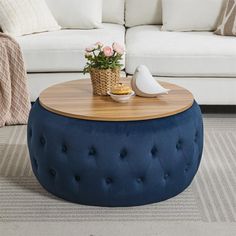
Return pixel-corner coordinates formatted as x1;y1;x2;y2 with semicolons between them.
0;33;30;127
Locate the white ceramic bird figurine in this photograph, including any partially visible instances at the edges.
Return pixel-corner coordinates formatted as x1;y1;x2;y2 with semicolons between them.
131;65;170;98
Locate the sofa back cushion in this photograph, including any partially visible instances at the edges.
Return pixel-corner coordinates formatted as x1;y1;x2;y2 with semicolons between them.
125;0;162;27
46;0;125;25
45;0;102;29
103;0;125;24
162;0;227;31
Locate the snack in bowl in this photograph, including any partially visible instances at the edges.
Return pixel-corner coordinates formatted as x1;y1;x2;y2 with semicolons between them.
111;83;133;95
108;83;134;103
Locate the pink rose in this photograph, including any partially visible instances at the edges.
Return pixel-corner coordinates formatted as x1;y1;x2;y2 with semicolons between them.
95;41;103;47
85;52;92;57
103;46;114;57
112;42;124;55
85;45;95;52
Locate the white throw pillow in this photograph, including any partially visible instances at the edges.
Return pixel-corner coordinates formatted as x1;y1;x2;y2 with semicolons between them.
0;0;60;37
103;0;125;24
125;0;162;27
45;0;103;29
162;0;227;31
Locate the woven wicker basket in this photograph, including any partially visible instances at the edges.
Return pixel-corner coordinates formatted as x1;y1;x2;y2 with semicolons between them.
90;68;120;96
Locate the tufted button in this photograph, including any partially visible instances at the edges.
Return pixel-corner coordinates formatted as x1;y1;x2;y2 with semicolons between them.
29;128;32;138
137;177;145;183
176;140;182;150
40;137;46;146
49;168;56;177
33;158;38;171
75;175;80;182
151;146;158;157
120;149;127;159
62;144;67;153
89;147;96;156
185;163;191;172
105;178;113;185
194;131;198;142
164;173;169;180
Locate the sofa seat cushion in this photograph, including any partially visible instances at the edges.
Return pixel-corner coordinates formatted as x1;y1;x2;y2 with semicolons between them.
17;24;125;72
126;25;236;77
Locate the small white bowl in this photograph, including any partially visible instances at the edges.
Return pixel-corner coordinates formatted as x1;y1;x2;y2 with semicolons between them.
107;91;135;103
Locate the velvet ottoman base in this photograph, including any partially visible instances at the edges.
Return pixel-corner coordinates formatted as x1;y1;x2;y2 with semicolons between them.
27;100;203;207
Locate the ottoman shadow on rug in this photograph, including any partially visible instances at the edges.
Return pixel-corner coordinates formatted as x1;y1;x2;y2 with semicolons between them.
0;116;236;222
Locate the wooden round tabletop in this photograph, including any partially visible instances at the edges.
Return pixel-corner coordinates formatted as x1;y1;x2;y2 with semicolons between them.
39;78;194;121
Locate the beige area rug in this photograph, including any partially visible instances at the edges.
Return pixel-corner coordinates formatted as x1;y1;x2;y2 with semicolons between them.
0;115;236;236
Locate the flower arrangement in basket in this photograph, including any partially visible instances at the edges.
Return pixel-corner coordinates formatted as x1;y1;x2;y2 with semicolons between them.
83;42;124;95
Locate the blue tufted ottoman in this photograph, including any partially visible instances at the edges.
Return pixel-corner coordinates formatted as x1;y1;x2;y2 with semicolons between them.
27;79;203;207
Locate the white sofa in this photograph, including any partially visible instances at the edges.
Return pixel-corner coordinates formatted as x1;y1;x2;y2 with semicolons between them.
16;0;236;105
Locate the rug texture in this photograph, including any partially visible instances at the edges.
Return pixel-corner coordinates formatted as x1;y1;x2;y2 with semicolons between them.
0;115;236;235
